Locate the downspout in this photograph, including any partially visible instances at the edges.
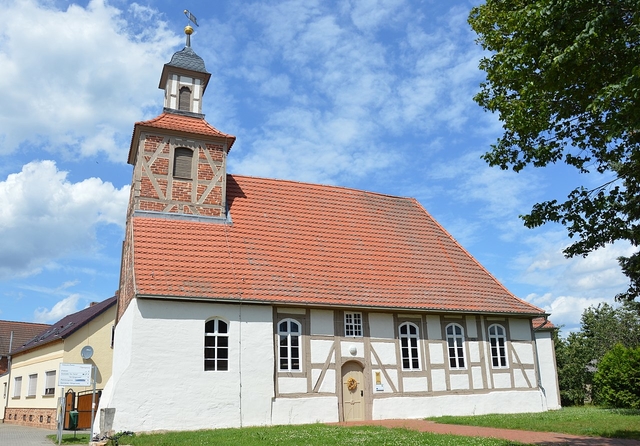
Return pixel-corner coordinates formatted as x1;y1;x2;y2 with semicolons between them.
3;331;14;422
532;316;549;403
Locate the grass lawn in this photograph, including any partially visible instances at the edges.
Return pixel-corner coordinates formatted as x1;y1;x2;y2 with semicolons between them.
427;406;640;440
52;425;528;446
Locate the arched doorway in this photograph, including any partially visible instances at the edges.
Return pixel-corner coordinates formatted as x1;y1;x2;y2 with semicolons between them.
341;361;365;421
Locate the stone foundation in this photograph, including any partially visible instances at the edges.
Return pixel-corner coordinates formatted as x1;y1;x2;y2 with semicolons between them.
4;407;57;429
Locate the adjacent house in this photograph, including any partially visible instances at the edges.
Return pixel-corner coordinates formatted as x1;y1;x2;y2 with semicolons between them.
3;297;116;429
96;28;560;435
0;320;50;419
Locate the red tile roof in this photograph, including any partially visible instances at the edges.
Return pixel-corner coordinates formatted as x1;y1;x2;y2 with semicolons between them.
532;317;555;330
131;175;545;316
128;113;236;163
0;321;50;356
11;297;116;355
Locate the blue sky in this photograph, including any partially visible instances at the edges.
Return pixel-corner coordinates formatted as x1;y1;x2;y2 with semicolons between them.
0;0;633;334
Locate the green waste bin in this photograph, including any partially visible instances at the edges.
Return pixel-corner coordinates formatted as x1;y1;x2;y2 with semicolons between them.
69;410;78;430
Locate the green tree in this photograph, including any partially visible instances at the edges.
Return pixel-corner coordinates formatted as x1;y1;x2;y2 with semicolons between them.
593;344;640;409
555;302;640;405
468;0;640;300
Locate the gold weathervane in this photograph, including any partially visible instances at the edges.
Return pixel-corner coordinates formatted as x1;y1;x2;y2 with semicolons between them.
183;9;199;46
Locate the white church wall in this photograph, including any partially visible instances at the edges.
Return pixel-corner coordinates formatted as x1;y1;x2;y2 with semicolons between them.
373;389;547;419
100;299;274;433
271;396;339;425
534;330;561;409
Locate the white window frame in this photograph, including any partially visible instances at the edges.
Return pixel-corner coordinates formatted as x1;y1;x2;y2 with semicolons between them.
344;312;363;337
446;323;466;369
278;318;302;371
44;371;56;396
204;318;229;371
488;324;508;368
399;322;421;370
13;376;22;398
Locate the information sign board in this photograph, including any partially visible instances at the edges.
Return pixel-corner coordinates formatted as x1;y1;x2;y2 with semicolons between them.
59;363;92;387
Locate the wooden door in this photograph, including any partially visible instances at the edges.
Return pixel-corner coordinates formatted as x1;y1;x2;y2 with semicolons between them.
342;361;365;421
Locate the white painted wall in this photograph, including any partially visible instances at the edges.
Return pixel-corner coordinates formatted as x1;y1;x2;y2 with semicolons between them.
98;299;274;433
534;330;561;409
373;389;548;419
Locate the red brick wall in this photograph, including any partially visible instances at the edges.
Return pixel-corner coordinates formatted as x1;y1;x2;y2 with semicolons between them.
4;407;57;430
133;133;227;217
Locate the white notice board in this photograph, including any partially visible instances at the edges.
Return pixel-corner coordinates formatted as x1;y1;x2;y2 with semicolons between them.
59;363;92;387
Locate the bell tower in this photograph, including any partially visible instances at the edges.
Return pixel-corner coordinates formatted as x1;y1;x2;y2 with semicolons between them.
126;25;236;219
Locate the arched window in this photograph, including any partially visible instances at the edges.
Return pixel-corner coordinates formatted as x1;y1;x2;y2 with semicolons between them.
173;147;193;179
204;318;228;371
178;86;191;112
399;322;420;370
446;323;465;369
488;324;508;368
278;319;301;371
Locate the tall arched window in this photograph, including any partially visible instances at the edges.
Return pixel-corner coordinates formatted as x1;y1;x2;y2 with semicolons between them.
488;324;508;368
178;86;191;112
173;147;193;179
446;323;465;369
278;318;301;371
204;318;228;371
399;322;420;370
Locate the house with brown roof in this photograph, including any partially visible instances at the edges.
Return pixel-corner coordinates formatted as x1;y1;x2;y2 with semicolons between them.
0;320;50;376
96;27;560;435
2;297;116;429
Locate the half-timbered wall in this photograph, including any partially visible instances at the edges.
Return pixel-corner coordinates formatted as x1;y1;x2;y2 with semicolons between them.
132;132;227;217
272;307;554;422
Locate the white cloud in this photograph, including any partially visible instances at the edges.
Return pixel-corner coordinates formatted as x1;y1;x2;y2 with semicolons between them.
518;235;633;332
0;0;180;161
0;160;129;279
34;294;82;323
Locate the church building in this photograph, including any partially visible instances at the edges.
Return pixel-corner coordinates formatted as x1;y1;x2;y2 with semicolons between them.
96;25;560;435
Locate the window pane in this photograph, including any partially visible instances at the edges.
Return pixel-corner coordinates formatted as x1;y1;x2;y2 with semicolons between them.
280;358;288;369
400;324;407;335
218;321;228;333
280;335;288;347
205;320;216;333
218;360;228;371
204;360;216;371
280;346;288;358
412;358;419;369
291;336;299;347
279;321;287;332
218;336;228;348
401;338;408;348
403;358;410;369
291;358;300;370
205;336;217;347
290;322;299;332
291;347;299;360
218;348;228;359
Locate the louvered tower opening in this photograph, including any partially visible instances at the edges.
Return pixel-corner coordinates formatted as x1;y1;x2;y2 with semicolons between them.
173;147;193;179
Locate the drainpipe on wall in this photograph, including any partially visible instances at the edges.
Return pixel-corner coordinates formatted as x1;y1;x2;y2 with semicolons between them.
3;331;14;422
532;317;548;400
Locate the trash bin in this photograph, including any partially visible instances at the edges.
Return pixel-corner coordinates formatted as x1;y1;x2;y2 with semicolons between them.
69;410;78;430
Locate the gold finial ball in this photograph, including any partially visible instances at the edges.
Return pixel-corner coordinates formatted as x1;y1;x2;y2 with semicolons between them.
185;25;194;35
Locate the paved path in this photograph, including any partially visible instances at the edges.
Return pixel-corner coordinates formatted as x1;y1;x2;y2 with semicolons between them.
338;419;640;445
0;423;54;446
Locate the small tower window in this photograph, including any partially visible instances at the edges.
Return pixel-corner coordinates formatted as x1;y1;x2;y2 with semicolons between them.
173;147;193;179
179;86;191;112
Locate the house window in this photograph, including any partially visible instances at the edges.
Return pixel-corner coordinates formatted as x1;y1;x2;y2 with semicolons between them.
488;324;508;368
178;86;191;112
173;147;193;179
446;323;466;369
13;376;22;398
399;322;420;370
44;371;56;396
278;319;301;371
27;374;37;397
204;318;229;371
345;312;363;337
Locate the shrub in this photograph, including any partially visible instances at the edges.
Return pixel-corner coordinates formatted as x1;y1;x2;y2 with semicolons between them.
593;344;640;409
